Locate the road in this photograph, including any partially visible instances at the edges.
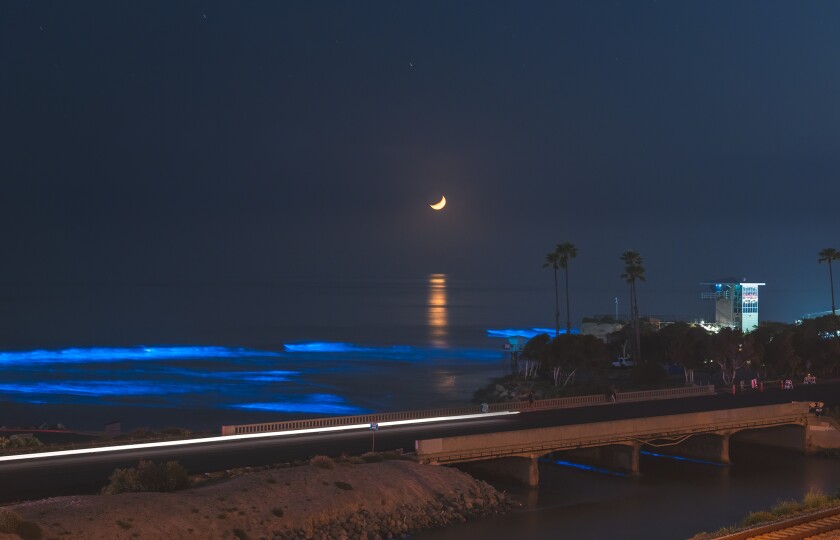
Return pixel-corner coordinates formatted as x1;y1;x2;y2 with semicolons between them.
0;382;836;504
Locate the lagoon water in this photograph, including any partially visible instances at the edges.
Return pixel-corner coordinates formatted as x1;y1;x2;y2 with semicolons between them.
1;274;837;539
421;445;840;539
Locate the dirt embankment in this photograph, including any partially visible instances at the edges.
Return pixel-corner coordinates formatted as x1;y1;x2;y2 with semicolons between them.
2;460;512;539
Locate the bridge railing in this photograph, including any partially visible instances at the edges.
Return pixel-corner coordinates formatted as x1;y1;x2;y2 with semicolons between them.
221;384;715;436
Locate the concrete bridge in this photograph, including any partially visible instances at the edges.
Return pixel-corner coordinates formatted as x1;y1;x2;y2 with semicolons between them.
416;402;840;486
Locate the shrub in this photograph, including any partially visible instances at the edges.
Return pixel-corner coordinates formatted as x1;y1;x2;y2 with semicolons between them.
103;460;190;494
740;511;774;527
272;508;284;518
334;481;353;491
16;520;42;540
770;498;799;517
360;452;384;463
802;489;830;509
6;434;43;449
104;468;143;495
0;509;22;533
309;455;335;469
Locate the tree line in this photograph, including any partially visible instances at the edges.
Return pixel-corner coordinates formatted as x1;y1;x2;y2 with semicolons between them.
520;315;840;388
535;243;840;387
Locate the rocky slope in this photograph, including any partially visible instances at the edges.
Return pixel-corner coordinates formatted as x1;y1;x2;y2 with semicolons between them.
2;459;512;539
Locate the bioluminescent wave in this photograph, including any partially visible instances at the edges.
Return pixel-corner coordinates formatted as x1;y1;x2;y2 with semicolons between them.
282;341;500;361
283;342;410;353
485;328;579;339
160;369;300;382
0;381;202;396
232;393;370;415
640;451;724;466
0;346;283;364
545;458;628;477
0;344;503;424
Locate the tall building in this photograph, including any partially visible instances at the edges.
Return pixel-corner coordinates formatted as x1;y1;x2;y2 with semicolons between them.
700;278;765;332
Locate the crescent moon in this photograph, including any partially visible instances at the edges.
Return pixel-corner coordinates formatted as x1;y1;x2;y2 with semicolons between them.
429;195;446;210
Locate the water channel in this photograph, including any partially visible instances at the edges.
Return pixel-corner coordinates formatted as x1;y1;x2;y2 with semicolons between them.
419;443;840;539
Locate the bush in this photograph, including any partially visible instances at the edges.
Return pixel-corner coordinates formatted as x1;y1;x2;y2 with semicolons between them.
334;481;353;491
801;489;831;509
309;455;335;469
103;460;190;494
770;498;799;517
740;511;774;527
0;509;22;533
6;434;43;449
16;520;42;540
361;452;384;463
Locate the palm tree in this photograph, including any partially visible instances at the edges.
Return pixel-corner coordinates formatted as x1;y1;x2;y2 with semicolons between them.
818;248;840;316
620;250;646;363
543;250;562;337
556;242;578;334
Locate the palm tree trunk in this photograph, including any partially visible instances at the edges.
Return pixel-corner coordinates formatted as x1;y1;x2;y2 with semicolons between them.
553;268;560;337
564;266;571;334
830;260;836;316
631;281;641;363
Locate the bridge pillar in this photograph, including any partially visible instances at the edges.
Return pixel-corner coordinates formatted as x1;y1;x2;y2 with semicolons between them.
456;454;540;487
720;432;730;464
661;432;731;464
558;443;640;476
629;441;641;476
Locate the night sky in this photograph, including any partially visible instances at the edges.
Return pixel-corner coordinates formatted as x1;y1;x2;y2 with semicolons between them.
2;1;840;331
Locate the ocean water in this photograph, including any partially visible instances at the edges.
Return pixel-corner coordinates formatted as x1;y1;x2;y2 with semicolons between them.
0;275;551;430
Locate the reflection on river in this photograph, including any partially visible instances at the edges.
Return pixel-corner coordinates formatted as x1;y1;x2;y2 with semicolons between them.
419;443;840;540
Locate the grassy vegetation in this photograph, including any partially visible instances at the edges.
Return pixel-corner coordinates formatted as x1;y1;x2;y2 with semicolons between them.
689;489;840;539
102;460;190;494
309;455;336;469
0;434;44;450
0;509;42;540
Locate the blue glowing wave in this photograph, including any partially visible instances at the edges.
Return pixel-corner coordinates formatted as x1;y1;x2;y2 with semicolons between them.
0;346;282;364
162;369;300;382
231;393;370;415
282;341;500;361
640;451;724;466
284;342;410;353
486;328;579;339
547;459;627;477
0;381;202;396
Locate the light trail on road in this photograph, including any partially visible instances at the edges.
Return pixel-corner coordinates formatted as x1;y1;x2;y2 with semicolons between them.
0;411;518;463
